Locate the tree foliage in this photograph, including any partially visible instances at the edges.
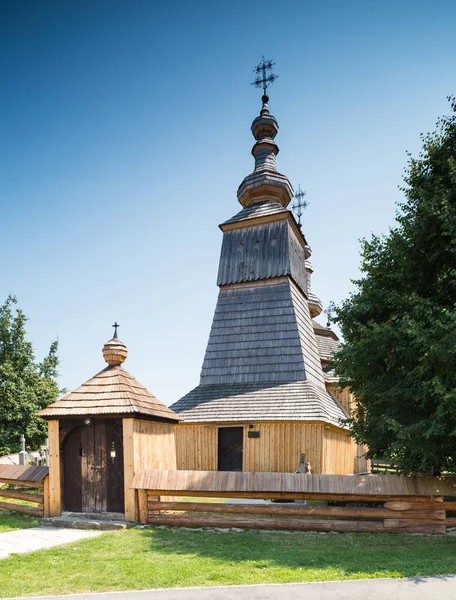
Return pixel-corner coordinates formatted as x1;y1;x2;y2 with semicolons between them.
332;98;456;475
0;296;60;455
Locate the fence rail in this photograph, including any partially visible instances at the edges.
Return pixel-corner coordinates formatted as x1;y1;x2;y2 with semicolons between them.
132;469;456;535
0;464;49;518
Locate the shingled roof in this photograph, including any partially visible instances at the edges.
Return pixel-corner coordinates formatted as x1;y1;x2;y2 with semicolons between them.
221;199;288;225
312;320;340;362
38;334;180;423
171;380;348;427
171;93;349;430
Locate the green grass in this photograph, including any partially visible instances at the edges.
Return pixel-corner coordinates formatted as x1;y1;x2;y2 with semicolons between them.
1;527;456;597
0;510;41;533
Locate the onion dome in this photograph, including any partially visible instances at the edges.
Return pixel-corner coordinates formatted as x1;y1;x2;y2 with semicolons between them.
102;322;127;365
237;94;294;208
102;337;128;365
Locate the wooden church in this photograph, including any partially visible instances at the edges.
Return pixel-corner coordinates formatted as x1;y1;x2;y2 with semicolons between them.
170;84;368;475
37;329;180;520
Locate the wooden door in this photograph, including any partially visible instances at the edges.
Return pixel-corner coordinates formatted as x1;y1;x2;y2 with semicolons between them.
106;422;124;512
217;427;243;471
62;420;124;513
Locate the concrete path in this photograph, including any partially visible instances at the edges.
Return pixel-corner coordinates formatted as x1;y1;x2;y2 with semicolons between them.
5;576;456;600
0;527;102;559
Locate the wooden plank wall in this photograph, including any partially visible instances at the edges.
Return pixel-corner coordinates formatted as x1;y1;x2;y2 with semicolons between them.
327;384;353;415
175;425;217;471
124;419;177;521
323;426;371;475
243;423;324;473
176;422;338;474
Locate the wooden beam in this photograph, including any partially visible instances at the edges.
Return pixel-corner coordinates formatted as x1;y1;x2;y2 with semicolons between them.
123;418;136;522
43;475;50;518
149;501;445;521
0;489;44;503
146;513;445;534
47;420;61;516
384;500;444;511
0;478;43;489
0;501;43;517
138;489;148;525
146;490;433;503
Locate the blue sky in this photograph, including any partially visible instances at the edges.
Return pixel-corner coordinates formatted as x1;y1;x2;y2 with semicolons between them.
1;0;455;404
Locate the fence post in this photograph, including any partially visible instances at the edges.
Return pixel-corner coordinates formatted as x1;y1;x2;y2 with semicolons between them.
43;475;50;517
137;490;148;524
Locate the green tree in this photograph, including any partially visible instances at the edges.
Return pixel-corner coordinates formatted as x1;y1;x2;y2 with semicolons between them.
332;98;456;475
0;296;60;455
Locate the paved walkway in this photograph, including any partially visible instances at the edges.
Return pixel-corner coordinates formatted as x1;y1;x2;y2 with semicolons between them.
5;577;456;600
0;527;102;559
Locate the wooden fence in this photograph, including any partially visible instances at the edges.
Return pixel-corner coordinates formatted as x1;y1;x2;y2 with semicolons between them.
0;464;49;518
132;469;456;534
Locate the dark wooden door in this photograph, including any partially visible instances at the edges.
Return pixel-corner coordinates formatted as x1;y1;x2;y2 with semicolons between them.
106;422;124;512
63;420;124;513
218;427;243;471
63;426;83;512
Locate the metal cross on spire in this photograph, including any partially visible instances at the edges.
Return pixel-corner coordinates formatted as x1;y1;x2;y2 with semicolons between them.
251;56;278;96
112;322;120;338
291;185;308;227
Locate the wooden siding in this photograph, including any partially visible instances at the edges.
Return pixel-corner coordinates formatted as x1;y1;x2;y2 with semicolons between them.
322;426;372;475
243;422;324;473
327;384;353;415
177;422;324;474
132;420;177;472
124;418;177;521
176;422;369;475
217;219;308;295
175;425;218;471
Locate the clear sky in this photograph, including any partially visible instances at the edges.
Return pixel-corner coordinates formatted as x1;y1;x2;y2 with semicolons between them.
1;0;455;405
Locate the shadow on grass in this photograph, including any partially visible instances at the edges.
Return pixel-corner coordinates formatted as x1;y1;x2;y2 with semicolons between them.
140;527;456;580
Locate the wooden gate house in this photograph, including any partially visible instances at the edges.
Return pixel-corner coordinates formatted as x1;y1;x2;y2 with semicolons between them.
37;329;181;521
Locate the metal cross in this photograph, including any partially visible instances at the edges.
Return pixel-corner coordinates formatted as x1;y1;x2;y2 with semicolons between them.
251;56;278;95
325;305;335;328
291;185;308;227
112;322;120;338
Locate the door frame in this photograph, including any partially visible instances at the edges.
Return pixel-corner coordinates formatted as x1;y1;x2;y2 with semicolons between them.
60;418;124;513
217;426;244;472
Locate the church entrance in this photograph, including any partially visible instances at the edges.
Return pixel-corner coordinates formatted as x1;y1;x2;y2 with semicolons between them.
217;427;243;471
62;420;124;513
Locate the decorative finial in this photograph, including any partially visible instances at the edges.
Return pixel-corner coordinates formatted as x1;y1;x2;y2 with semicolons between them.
251;56;278;100
292;185;308;227
112;321;119;338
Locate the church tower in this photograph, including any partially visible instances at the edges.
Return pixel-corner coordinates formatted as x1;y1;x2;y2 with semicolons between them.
171;60;365;475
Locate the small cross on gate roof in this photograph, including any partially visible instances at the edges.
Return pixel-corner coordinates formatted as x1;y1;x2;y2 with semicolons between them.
112;322;120;338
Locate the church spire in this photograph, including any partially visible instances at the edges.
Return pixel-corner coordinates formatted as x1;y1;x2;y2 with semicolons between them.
237;58;294;208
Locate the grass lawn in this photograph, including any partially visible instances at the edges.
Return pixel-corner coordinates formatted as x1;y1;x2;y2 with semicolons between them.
0;511;41;533
1;527;456;597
